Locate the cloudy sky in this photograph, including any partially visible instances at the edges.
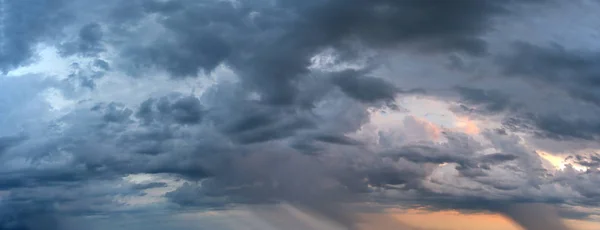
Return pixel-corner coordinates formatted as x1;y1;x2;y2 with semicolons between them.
2;0;600;229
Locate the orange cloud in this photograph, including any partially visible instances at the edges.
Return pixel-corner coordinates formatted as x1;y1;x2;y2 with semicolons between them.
454;116;480;135
388;209;522;230
372;208;600;230
404;116;443;140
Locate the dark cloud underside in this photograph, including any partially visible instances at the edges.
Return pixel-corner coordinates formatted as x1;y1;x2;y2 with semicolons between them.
2;0;599;230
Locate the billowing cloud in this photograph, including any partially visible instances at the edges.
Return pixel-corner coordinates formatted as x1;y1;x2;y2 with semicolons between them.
3;0;600;230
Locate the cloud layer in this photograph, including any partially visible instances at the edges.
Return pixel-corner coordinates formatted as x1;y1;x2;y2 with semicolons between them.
2;0;600;229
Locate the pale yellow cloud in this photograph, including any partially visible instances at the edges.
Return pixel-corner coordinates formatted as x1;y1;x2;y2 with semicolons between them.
537;150;588;171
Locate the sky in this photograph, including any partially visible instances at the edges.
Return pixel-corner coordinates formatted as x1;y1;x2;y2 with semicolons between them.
2;0;600;229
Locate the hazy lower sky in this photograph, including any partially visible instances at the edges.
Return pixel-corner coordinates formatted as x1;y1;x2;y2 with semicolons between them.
2;0;600;230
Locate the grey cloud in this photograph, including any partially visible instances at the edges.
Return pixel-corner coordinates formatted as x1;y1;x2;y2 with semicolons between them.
494;43;600;141
0;87;579;230
164;130;539;218
94;102;133;124
0;179;140;230
93;59;110;70
371;131;565;211
117;127;176;155
3;0;595;229
0;99;208;191
220;111;315;144
455;86;514;113
382;133;484;165
165;182;231;208
385;145;469;165
59;61;109;91
136;94;204;125
531;115;600;141
165;149;367;228
78;23;103;47
0;0;72;72
0;208;60;230
332;70;399;103
379;133;521;180
0;135;27;155
205;86;319;144
125;33;230;77
112;0;522;106
283;0;502;55
501;203;569;230
553;165;600;201
131;182;168;190
141;0;184;14
503;114;600;141
59;23;105;57
480;153;519;164
570;153;600;168
313;133;361;146
500;42;600;106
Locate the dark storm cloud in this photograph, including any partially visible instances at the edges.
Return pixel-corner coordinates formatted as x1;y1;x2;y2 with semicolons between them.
165;182;232;208
93;102;133;124
0;179;146;230
455;86;514;113
494;42;600;142
112;0;514;106
283;0;501;54
501;42;600;106
0;204;59;230
0;169;90;190
125;33;231;77
1;0;586;229
313;133;361;146
164;149;371;228
136;94;204;125
332;70;399;103
59;23;105;57
204;84;321;144
501;203;569;230
229;119;314;144
385;145;469;165
0;0;72;72
0;135;27;155
0;98;209;191
480;153;518;164
164;131;525;211
417;200;572;230
503;114;600;141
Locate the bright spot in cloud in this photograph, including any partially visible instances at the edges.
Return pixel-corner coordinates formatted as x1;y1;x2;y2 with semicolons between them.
454;116;480;135
7;46;71;78
537;150;587;171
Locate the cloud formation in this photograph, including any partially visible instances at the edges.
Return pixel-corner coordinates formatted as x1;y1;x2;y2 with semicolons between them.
2;0;600;230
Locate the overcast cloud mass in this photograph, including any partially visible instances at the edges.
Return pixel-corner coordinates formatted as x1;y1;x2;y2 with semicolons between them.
2;0;600;229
